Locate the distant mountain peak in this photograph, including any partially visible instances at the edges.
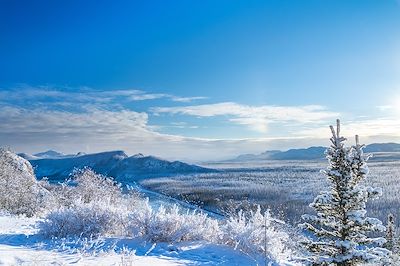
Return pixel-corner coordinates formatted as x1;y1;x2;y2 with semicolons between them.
34;150;65;158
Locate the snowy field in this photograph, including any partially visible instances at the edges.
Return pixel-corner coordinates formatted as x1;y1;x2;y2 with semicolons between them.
0;214;261;266
141;159;400;227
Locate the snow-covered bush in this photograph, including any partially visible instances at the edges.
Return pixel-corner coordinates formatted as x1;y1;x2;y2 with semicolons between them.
0;148;47;216
222;206;293;263
40;194;221;244
72;168;121;204
40;168;124;211
129;200;221;243
39;172;143;238
39;201;131;238
43;181;76;210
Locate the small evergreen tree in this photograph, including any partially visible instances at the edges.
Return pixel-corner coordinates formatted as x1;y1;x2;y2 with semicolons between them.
385;213;395;252
300;120;390;265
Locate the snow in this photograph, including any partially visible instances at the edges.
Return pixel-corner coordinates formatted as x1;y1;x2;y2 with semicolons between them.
131;184;224;219
0;244;187;266
0;215;260;265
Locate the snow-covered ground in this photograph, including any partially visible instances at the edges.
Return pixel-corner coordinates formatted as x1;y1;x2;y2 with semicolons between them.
0;215;259;266
129;183;224;219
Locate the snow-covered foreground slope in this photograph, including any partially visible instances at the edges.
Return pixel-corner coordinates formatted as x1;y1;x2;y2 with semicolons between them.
0;215;260;266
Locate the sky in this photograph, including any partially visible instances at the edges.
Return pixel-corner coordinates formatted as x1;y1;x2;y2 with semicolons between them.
1;0;400;161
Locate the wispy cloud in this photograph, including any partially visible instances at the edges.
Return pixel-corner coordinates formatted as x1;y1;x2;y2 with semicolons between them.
128;92;206;102
151;102;339;132
169;96;207;103
0;85;206;104
298;118;400;140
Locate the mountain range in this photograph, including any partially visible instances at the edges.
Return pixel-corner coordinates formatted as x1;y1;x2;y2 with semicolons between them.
20;143;400;181
19;150;211;182
227;143;400;162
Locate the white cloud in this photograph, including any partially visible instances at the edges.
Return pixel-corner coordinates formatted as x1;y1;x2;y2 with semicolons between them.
2;86;400;161
151;102;339;133
0;105;324;161
0;106;149;136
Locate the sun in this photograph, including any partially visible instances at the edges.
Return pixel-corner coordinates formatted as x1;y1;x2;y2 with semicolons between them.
382;95;400;114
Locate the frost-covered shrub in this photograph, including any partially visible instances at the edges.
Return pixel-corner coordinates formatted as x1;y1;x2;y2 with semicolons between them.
222;206;293;263
72;168;121;204
39;201;130;238
39;196;221;243
39;168;146;238
39;182;142;238
129;200;221;243
40;168;125;211
0;148;47;216
43;181;76;210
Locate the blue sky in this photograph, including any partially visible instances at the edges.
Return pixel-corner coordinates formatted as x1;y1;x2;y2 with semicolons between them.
1;0;400;160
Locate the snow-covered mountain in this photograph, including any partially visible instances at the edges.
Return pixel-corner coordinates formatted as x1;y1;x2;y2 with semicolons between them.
19;150;85;160
234;150;281;161
228;143;400;161
29;150;212;181
272;146;326;160
109;154;210;180
225;146;326;161
33;150;66;158
364;143;400;153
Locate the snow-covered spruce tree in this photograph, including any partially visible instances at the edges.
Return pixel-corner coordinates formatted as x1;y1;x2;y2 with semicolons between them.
384;213;396;252
300;120;390;265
